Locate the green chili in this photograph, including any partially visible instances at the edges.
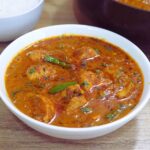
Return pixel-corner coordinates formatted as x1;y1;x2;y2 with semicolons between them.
44;55;71;68
49;81;77;94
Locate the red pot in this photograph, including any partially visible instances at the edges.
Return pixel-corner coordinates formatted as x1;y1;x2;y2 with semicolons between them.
74;0;150;43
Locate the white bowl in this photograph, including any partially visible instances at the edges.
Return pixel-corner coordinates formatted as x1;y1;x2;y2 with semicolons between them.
0;24;150;140
0;0;44;42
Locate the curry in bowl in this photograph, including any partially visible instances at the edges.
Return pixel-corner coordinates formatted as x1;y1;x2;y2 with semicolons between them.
5;35;144;128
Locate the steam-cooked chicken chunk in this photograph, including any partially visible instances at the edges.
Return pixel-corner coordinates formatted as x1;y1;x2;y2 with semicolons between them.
26;64;57;81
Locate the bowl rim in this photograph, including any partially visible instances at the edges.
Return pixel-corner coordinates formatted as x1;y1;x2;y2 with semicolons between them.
0;24;150;133
0;0;44;19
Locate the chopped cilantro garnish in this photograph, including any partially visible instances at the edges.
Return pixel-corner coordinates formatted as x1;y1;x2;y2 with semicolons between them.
101;63;108;67
133;72;138;76
11;90;21;97
106;113;115;120
28;67;36;74
95;69;101;74
81;81;89;86
81;107;92;114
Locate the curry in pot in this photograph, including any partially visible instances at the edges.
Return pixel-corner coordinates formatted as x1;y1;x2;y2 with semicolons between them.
116;0;150;11
5;35;144;127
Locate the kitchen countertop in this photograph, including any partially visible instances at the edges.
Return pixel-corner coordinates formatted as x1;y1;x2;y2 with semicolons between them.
0;0;150;150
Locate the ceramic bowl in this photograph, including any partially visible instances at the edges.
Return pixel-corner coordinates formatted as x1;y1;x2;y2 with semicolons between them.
0;0;44;42
0;24;150;139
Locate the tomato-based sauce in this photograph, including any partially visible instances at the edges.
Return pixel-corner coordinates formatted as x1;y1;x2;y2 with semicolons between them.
5;35;144;127
116;0;150;11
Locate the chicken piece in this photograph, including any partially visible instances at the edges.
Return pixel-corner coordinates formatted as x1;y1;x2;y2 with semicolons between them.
104;65;117;76
26;64;57;81
15;93;55;123
33;94;55;123
66;95;87;114
79;70;112;92
79;47;99;61
79;70;102;92
105;66;129;85
27;50;48;62
59;84;86;114
72;47;99;64
117;82;134;99
106;67;132;95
